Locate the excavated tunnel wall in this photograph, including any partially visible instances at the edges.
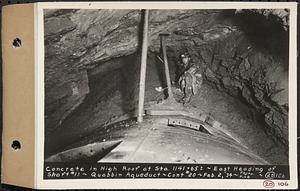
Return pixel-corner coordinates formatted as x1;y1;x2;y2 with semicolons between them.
44;9;289;147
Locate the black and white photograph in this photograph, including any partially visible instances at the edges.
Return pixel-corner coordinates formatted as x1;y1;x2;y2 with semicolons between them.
41;3;295;185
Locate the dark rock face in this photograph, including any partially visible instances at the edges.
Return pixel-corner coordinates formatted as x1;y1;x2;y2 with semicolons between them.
44;9;289;146
200;34;288;146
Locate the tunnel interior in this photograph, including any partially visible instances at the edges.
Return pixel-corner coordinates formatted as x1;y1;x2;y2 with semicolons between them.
44;9;289;164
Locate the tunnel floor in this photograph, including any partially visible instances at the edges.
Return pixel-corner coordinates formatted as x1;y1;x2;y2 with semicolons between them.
45;54;288;164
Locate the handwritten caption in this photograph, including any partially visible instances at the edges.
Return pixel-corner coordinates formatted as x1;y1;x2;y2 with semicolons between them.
44;163;289;180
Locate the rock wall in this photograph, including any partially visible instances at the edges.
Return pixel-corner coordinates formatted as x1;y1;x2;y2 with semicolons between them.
200;33;289;146
44;9;289;146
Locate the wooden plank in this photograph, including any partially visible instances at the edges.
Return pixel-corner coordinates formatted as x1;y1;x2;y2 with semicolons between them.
168;118;201;131
137;10;149;122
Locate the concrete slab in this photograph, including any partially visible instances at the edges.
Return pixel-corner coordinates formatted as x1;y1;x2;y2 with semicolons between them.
99;117;267;164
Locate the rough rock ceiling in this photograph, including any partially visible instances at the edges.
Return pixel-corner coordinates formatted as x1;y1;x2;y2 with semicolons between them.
44;9;289;148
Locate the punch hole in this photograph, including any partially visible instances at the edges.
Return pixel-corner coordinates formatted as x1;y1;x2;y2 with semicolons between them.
12;38;22;48
11;140;21;151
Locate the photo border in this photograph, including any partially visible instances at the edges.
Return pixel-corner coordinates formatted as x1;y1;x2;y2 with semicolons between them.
35;1;298;189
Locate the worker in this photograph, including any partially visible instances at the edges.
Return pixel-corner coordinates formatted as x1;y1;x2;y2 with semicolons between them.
178;53;203;103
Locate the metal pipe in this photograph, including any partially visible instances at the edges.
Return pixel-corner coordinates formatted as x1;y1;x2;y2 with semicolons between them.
137;10;149;123
159;33;174;100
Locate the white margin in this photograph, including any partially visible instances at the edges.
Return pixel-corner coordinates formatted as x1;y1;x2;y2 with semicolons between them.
34;2;38;189
35;1;298;189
